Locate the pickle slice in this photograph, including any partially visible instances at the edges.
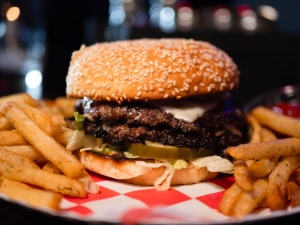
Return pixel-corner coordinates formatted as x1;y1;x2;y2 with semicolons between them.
126;141;215;159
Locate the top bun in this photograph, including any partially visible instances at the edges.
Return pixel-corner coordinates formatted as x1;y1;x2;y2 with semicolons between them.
66;38;239;102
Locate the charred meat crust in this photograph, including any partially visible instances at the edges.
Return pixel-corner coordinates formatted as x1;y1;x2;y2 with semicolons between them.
75;98;249;156
79;100;246;133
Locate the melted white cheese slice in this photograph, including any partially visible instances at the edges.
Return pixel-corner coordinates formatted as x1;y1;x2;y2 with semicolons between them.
149;99;218;122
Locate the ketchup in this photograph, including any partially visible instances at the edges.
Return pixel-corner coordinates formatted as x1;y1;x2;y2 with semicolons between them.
270;102;300;119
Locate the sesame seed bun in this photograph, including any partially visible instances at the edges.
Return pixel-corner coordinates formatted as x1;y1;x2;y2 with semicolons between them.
77;151;219;187
66;38;239;102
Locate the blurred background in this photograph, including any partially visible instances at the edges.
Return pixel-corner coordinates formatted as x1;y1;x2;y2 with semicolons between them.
0;0;299;106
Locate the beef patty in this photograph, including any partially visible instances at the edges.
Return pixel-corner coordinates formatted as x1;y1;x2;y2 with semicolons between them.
74;98;249;156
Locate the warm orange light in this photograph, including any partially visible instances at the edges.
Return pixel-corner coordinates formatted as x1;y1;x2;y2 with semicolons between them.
6;6;20;21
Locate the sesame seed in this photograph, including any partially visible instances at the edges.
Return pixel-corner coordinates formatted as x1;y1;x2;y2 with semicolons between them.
183;82;189;87
194;86;198;91
158;88;164;92
154;60;158;68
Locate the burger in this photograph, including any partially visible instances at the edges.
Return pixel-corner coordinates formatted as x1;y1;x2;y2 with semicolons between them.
65;38;249;190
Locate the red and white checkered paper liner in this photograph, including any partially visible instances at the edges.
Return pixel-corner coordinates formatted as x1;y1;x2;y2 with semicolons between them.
1;171;300;224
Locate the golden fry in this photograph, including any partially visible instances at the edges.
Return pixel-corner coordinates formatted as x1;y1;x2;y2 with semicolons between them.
219;182;242;215
252;106;300;138
246;114;262;143
287;181;300;208
0;147;39;169
54;97;77;117
0;159;86;197
248;157;279;178
0;145;47;164
292;168;300;187
268;155;300;196
78;171;100;194
42;162;100;194
226;138;300;160
245;160;255;167
0;130;29;145
264;185;287;211
234;160;254;191
42;161;63;175
229;179;268;218
0;178;62;210
22;104;63;137
37;103;67;127
53;127;74;146
0;117;13;131
0;93;38;107
0;102;85;179
261;127;277;142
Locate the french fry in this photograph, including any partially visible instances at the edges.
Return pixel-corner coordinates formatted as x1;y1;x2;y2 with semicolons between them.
43;162;100;194
245;160;255;167
251;106;300;138
219;182;242;215
0;102;85;179
0;117;13;131
226;138;300;160
0;93;38;107
287;181;300;208
292;168;300;187
78;171;100;194
0;178;62;210
234;160;254;191
43;161;63;175
229;179;268;218
0;130;29;145
0;159;86;197
53;127;74;146
268;155;300;196
54;97;77;118
261;127;277;142
22;104;63;137
0;145;47;164
0;147;39;169
246;114;262;143
264;185;287;211
248;157;279;178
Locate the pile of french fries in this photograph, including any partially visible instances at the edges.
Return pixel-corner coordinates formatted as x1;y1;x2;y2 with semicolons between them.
220;106;300;218
0;93;99;210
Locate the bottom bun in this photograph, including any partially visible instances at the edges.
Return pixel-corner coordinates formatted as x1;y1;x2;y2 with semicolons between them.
76;150;152;179
124;166;219;186
76;150;219;186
